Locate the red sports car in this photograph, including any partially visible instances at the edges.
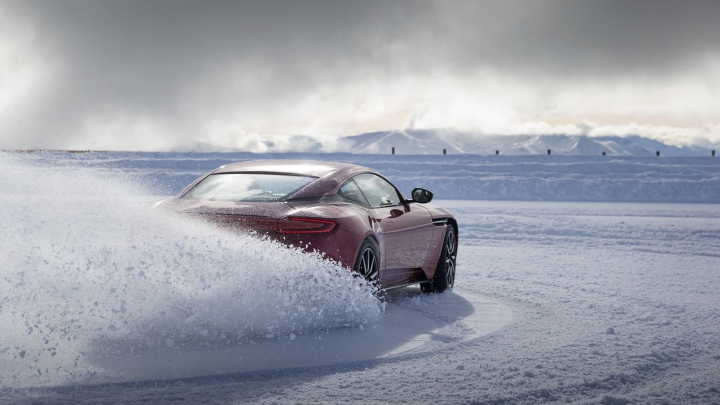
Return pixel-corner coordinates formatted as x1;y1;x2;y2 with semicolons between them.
160;160;457;292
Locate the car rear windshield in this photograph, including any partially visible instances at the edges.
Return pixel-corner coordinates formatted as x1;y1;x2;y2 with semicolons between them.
182;173;317;202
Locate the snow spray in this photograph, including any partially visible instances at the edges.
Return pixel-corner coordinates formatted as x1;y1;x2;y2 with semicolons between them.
0;154;381;388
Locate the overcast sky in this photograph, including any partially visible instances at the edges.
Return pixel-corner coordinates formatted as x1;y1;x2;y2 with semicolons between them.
1;0;719;151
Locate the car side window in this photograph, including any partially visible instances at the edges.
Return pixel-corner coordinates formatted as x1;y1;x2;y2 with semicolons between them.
337;179;370;207
352;173;403;208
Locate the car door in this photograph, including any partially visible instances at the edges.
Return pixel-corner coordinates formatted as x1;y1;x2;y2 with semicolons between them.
352;173;434;279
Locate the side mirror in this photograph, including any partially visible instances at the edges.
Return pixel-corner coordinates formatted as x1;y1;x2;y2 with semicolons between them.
411;188;433;203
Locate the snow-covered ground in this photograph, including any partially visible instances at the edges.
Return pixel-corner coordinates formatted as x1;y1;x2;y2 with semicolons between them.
1;153;719;404
14;151;720;203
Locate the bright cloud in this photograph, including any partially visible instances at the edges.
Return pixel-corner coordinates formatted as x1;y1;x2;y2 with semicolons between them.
0;1;718;152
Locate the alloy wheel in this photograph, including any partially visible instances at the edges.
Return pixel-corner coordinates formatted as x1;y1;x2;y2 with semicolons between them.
445;228;456;288
358;246;379;282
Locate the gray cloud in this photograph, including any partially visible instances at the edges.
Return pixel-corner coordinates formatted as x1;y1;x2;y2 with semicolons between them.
435;1;720;76
1;0;719;150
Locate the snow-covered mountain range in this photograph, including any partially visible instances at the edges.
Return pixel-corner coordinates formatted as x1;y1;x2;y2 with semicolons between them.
189;129;717;156
339;129;716;156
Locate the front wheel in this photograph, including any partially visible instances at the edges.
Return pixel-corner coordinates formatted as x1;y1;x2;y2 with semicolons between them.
421;225;457;293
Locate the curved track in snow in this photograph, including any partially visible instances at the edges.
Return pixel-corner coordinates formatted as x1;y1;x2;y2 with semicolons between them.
86;289;512;384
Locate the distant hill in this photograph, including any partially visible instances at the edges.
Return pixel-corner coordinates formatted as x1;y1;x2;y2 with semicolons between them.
339;129;715;156
182;129;717;156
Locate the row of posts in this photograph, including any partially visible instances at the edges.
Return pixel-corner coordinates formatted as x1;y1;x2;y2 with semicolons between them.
391;147;717;156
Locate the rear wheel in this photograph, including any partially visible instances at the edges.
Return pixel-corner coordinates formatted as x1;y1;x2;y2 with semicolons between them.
353;238;379;287
421;225;457;293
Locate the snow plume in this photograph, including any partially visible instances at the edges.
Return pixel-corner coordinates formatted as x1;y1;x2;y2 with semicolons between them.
0;155;381;388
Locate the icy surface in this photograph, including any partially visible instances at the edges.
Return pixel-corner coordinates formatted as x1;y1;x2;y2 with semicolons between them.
13;151;720;203
1;153;720;404
85;289;511;384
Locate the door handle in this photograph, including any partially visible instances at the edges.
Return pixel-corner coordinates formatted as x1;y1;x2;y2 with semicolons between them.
386;221;394;226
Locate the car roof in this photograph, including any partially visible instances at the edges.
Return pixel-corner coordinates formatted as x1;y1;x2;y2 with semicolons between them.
208;159;383;199
213;159;359;178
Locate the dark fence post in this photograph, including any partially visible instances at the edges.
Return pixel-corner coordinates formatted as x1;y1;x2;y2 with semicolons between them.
602;152;606;156
392;147;395;155
547;149;551;155
656;151;660;156
713;150;716;156
495;150;499;155
443;148;446;155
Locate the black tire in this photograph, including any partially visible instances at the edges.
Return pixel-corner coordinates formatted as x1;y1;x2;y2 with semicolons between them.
353;238;380;286
421;224;457;293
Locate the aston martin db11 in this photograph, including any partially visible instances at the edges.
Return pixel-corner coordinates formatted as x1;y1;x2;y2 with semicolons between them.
158;160;457;292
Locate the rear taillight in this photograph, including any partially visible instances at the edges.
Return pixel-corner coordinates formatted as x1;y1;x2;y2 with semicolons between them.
278;217;336;234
